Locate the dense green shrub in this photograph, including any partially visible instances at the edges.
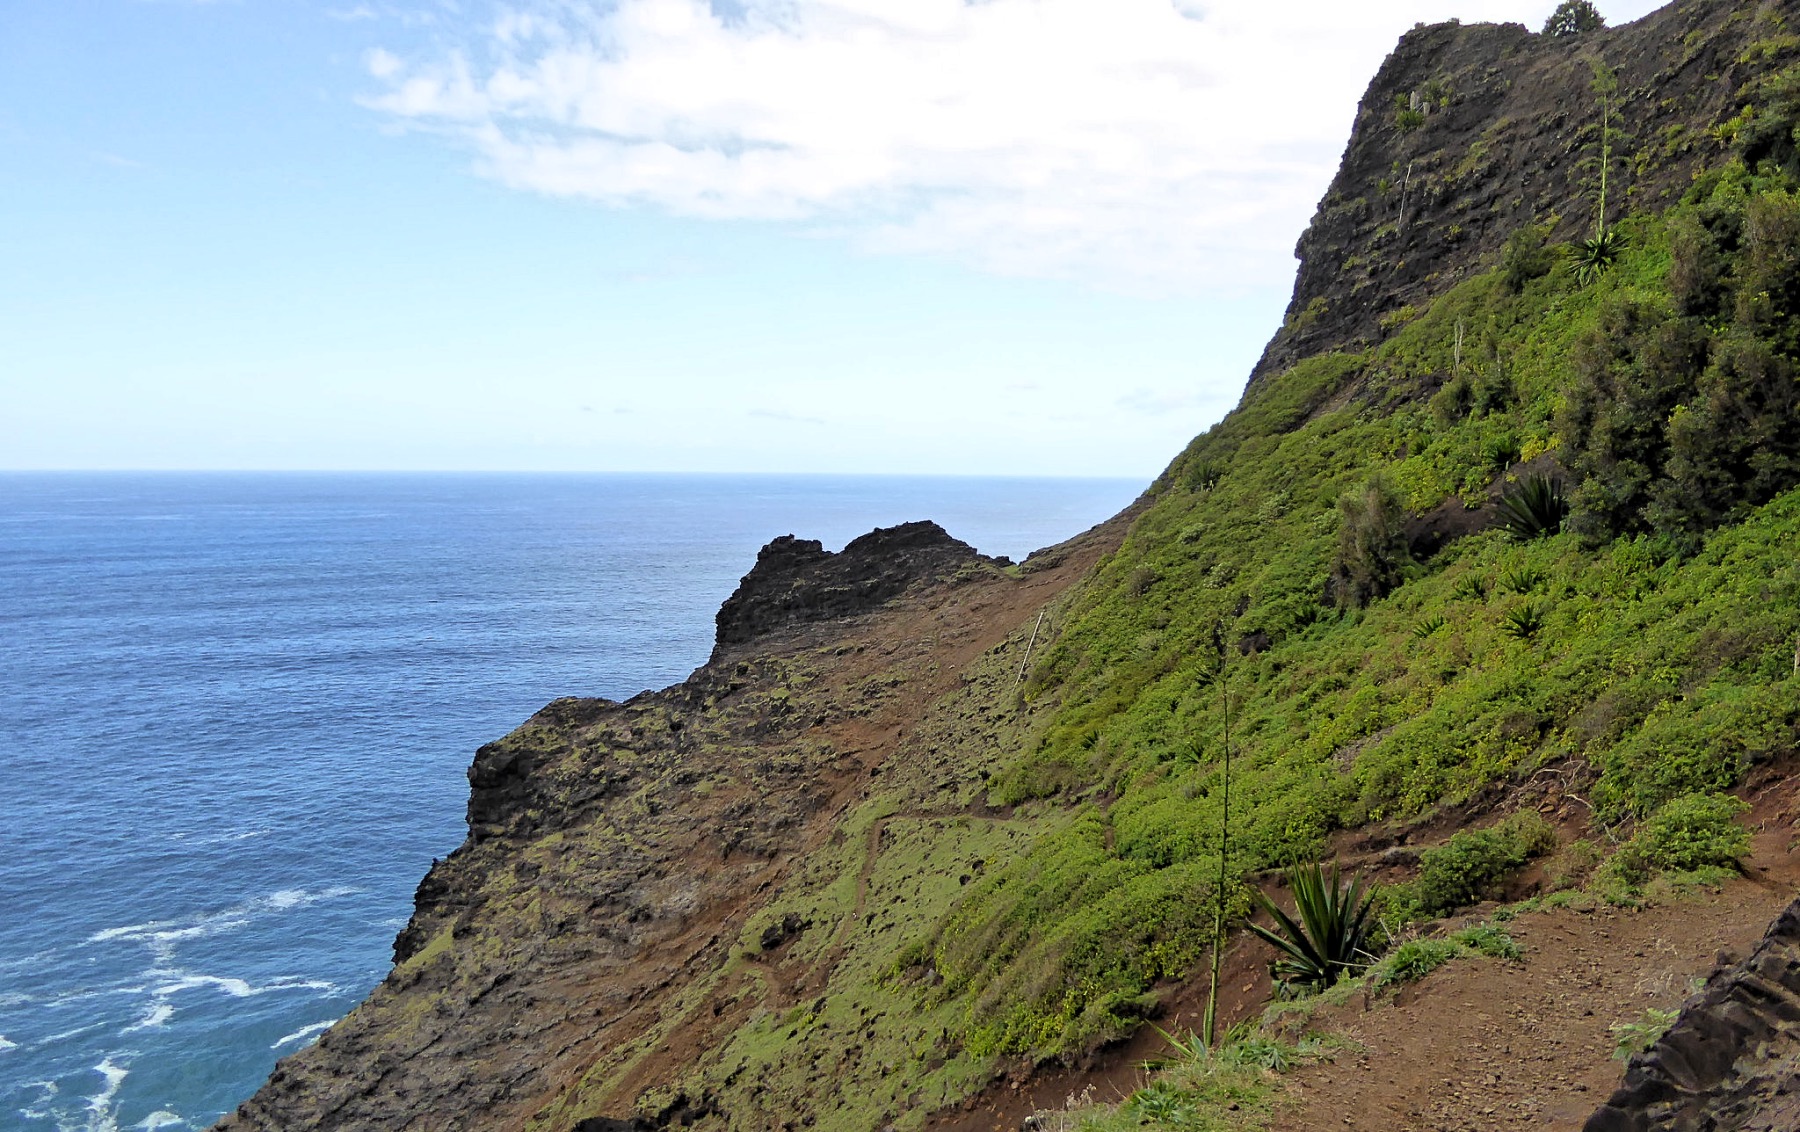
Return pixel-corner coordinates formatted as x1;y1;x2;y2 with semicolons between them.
1414;811;1556;916
1604;792;1750;887
1561;174;1800;545
1326;476;1412;608
1542;0;1603;37
1593;683;1793;817
1737;64;1800;178
1500;222;1556;292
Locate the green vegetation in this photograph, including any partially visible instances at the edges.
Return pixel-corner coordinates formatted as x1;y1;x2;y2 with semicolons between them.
1493;473;1568;540
1246;862;1377;993
1611;1007;1680;1061
1052;1027;1334;1132
1594;791;1751;899
635;37;1800;1122
902;131;1800;1063
1543;0;1604;38
1409;811;1556;917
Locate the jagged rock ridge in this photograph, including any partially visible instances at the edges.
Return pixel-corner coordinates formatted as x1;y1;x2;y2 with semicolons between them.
713;522;992;651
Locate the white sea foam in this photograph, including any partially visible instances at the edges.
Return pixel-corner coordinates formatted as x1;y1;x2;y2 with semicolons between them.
0;1034;17;1051
270;1019;337;1050
123;1003;175;1032
85;1057;130;1131
152;974;336;999
89;920;178;944
137;1111;186;1130
89;883;359;954
37;1021;108;1046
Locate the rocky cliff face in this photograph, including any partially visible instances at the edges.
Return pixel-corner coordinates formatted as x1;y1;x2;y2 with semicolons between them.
214;517;1128;1132
1585;895;1800;1132
1253;0;1774;387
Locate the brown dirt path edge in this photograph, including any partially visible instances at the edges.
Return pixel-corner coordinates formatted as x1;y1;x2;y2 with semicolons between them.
1269;822;1800;1132
924;774;1800;1132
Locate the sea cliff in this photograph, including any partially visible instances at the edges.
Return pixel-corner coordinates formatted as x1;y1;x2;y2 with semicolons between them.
220;3;1800;1128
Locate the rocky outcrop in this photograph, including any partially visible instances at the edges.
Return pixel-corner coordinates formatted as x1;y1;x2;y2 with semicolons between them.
1584;896;1800;1132
713;521;991;651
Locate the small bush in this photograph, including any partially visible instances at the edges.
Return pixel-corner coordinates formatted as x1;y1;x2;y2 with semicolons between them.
1450;922;1522;960
1412;614;1448;640
1543;0;1604;37
1611;1007;1679;1062
1326;476;1413;609
1373;938;1462;988
1547;839;1605;889
1415;811;1556;916
1125;1081;1196;1126
1600;792;1750;894
1501;223;1556;291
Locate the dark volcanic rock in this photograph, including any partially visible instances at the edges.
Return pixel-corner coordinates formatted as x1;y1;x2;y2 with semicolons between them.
713;521;988;650
1253;0;1772;394
1584;895;1800;1132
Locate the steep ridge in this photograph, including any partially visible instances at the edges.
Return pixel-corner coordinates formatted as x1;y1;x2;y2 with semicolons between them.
220;2;1800;1130
1253;0;1770;386
215;517;1133;1131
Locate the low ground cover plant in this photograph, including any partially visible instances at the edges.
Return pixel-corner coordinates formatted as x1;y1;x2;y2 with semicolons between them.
1594;791;1750;900
1409;811;1556;917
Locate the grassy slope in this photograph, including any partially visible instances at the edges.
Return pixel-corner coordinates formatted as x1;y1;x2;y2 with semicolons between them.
905;156;1800;1068
590;31;1800;1132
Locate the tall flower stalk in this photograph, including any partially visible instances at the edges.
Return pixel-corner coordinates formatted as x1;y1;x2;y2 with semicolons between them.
1203;623;1232;1047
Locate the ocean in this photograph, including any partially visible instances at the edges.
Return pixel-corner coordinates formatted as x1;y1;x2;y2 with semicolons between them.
0;472;1143;1132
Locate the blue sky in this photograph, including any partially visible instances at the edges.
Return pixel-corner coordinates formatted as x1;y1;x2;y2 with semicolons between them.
1;0;1662;475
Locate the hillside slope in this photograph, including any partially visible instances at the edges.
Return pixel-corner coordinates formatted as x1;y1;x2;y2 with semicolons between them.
219;2;1800;1129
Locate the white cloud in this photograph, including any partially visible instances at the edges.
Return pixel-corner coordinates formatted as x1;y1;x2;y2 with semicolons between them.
362;0;1659;294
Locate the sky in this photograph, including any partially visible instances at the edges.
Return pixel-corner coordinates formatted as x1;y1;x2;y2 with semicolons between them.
1;0;1666;476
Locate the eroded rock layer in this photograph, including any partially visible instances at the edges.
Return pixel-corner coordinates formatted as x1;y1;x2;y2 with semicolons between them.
1585;895;1800;1132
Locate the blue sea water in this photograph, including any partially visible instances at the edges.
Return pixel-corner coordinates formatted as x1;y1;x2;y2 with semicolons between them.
0;472;1142;1132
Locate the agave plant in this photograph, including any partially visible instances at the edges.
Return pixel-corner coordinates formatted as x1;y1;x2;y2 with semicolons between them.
1569;228;1624;286
1501;601;1546;641
1247;861;1377;993
1500;563;1547;595
1453;574;1490;601
1494;473;1568;540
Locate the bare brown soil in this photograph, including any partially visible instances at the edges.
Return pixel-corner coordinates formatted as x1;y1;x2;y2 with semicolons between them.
1270;778;1800;1132
926;768;1800;1132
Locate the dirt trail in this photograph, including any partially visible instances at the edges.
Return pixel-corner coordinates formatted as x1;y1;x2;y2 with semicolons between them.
1269;788;1800;1131
927;770;1800;1132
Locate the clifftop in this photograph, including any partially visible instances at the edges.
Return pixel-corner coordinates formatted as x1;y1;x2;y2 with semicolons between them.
1255;0;1769;385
